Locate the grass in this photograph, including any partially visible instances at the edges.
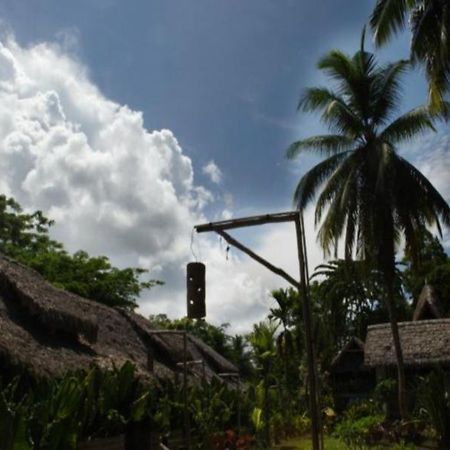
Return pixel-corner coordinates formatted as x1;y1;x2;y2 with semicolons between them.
273;436;436;449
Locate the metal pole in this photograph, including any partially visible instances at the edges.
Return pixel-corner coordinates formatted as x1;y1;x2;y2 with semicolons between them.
295;214;321;450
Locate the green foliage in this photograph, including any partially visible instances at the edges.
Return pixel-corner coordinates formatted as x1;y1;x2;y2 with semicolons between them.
417;367;450;446
289;35;450;418
189;378;234;443
0;379;32;450
370;0;450;113
402;229;450;314
0;362;152;450
373;378;397;407
333;401;384;448
0;194;162;308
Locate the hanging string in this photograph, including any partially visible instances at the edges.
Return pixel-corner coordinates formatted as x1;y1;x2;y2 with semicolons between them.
218;235;230;261
190;228;198;262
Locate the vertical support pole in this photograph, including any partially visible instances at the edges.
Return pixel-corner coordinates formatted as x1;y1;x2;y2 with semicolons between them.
295;214;321;450
237;376;241;436
183;331;191;450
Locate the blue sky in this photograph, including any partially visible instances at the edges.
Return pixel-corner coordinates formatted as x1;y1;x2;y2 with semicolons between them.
2;0;427;211
0;0;448;330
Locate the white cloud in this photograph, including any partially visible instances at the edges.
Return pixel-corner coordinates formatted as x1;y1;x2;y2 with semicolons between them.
4;33;447;335
202;160;223;184
408;131;450;247
0;35;321;333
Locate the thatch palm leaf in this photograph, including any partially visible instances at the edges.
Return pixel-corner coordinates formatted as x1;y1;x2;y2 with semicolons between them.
288;40;450;418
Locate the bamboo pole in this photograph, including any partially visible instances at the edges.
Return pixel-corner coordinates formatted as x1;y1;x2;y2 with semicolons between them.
183;331;191;450
295;215;321;450
216;230;300;289
194;211;322;449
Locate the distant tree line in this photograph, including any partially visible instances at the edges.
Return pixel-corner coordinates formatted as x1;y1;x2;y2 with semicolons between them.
0;194;162;309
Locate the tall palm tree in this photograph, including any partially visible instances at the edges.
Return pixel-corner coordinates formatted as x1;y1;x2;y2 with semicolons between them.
287;36;450;418
371;0;450;113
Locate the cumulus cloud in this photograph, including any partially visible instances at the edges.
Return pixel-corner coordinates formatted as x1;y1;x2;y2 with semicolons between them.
202;160;223;184
407;131;450;246
3;33;447;334
0;35;318;333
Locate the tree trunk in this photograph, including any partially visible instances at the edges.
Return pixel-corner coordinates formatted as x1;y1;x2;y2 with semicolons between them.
385;278;408;419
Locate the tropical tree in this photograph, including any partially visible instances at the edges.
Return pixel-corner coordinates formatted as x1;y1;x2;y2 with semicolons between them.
0;194;161;309
402;229;448;297
268;289;295;374
268;289;296;424
287;36;450;418
248;321;278;447
371;0;450;113
313;260;375;347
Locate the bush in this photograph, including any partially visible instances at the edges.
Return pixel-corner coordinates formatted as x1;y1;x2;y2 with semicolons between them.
417;367;450;446
333;400;385;447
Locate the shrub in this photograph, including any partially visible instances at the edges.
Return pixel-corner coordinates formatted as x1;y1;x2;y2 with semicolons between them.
417;367;450;447
333;400;384;447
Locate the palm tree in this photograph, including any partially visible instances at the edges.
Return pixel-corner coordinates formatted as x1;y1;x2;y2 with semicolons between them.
268;289;296;426
287;36;450;418
248;320;278;447
371;0;450;113
268;289;295;366
312;260;407;352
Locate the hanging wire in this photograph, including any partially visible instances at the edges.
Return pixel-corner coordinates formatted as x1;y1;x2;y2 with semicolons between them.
190;228;198;262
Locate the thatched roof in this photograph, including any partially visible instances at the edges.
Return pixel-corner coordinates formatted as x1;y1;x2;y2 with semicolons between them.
0;256;237;381
413;284;442;321
330;337;367;374
364;319;450;368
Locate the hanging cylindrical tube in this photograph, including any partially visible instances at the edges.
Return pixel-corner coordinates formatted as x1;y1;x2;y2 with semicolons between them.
186;262;206;319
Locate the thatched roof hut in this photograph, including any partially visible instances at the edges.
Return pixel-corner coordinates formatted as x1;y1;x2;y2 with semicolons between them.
329;337;375;411
413;284;442;321
364;319;450;369
330;337;366;374
0;256;237;381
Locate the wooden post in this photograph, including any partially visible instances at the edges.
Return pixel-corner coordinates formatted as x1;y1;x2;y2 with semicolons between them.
294;215;321;450
183;331;191;450
194;210;322;449
148;330;192;450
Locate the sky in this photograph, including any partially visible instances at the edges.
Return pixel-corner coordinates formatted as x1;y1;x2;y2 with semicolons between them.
0;0;448;333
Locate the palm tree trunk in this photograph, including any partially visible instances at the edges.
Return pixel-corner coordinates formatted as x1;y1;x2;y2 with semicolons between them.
385;276;408;419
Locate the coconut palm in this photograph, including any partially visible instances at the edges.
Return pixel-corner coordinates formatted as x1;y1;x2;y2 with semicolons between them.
287;36;450;418
371;0;450;113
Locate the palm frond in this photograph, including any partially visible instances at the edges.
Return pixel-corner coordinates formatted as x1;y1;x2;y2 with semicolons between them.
371;0;412;46
410;0;450;113
317;50;357;85
298;87;365;135
286;135;353;159
380;107;435;144
293;151;351;210
372;60;409;123
314;148;364;224
392;154;450;230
